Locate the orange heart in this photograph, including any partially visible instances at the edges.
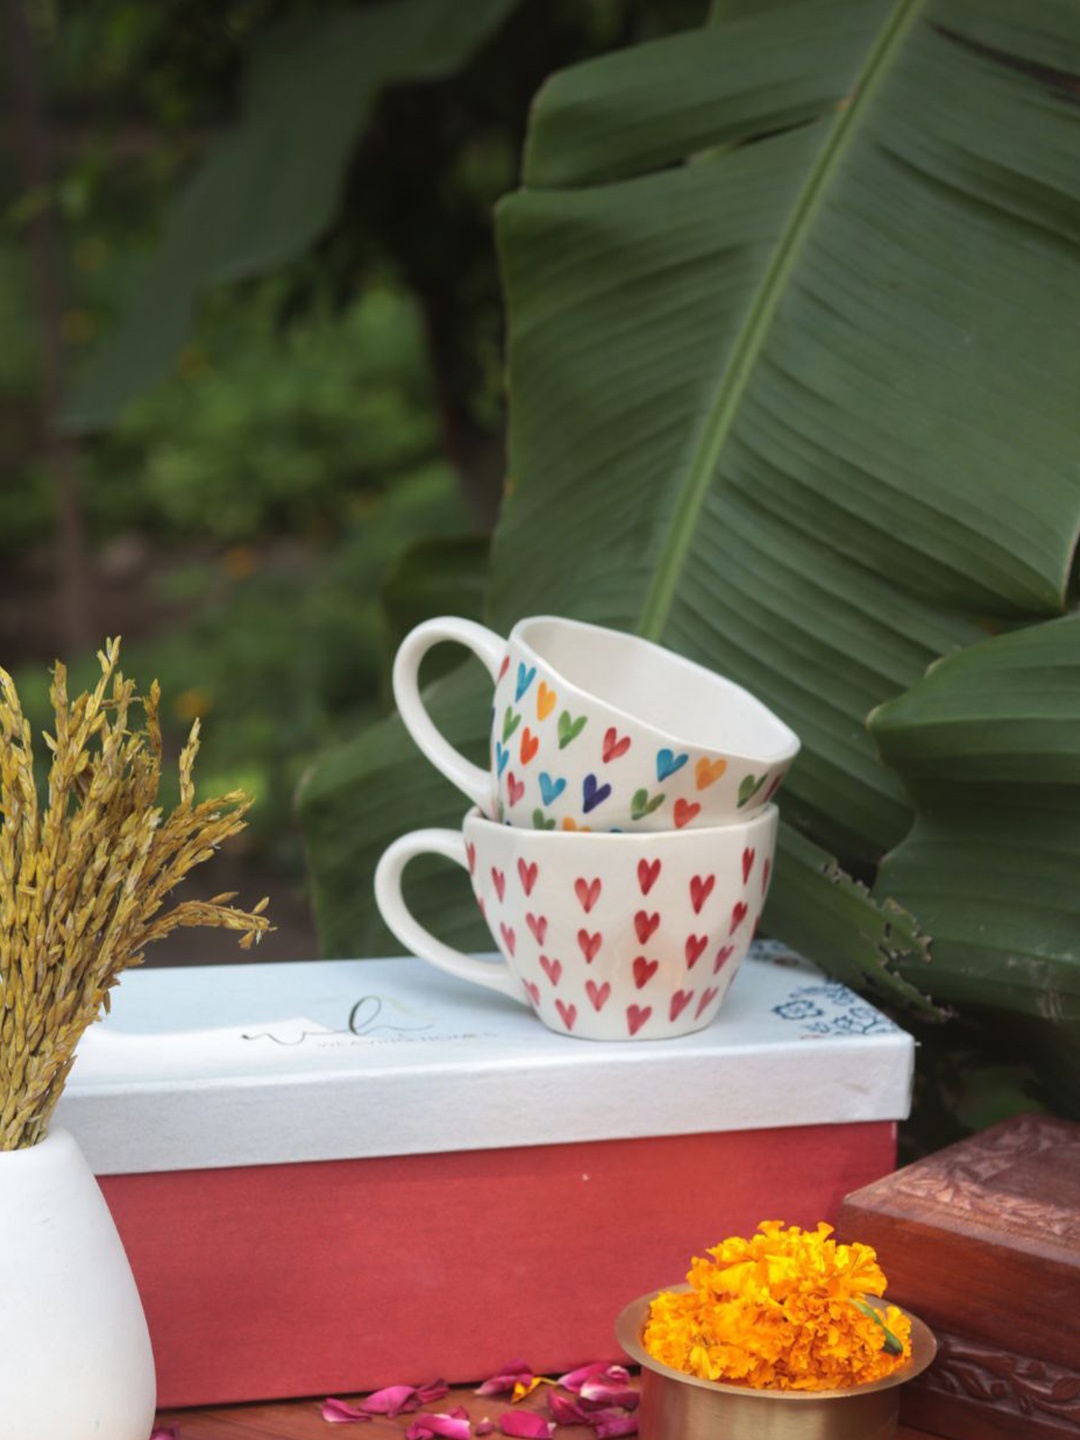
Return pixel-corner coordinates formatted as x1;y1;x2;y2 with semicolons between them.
537;682;556;721
695;756;727;790
520;727;540;766
562;817;592;833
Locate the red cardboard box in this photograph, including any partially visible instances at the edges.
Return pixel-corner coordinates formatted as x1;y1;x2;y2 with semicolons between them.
59;944;912;1407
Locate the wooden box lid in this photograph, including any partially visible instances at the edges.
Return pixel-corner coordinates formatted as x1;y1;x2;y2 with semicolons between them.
837;1113;1080;1373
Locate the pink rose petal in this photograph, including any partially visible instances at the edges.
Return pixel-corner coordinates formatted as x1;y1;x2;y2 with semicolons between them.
557;1362;628;1393
322;1397;375;1423
499;1413;553;1439
592;1414;639;1437
476;1360;534;1396
548;1391;591;1425
578;1377;639;1410
150;1429;179;1440
476;1422;495;1436
322;1380;450;1423
405;1410;474;1440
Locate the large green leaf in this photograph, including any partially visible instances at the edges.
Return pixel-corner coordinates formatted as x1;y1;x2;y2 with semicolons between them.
870;616;1080;1017
302;0;1080;1070
483;0;1080;1035
63;0;522;430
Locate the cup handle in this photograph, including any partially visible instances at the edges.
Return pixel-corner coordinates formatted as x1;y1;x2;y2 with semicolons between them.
392;617;506;811
374;828;528;1003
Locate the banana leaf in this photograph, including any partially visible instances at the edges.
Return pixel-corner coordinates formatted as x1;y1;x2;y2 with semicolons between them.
301;0;1080;1083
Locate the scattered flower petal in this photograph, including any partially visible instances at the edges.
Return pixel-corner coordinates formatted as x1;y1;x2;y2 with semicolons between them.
557;1363;628;1394
578;1376;639;1410
548;1391;591;1426
499;1412;553;1439
322;1397;375;1423
150;1429;179;1440
476;1361;534;1396
592;1414;639;1437
475;1422;495;1436
511;1377;544;1403
406;1408;475;1439
322;1381;449;1423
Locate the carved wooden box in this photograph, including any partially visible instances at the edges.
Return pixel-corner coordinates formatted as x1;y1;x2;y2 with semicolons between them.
837;1113;1080;1440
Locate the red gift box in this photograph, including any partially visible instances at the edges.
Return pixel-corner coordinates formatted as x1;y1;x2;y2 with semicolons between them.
59;944;912;1407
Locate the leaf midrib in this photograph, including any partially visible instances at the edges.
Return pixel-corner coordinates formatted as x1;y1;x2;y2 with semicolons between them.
638;0;927;640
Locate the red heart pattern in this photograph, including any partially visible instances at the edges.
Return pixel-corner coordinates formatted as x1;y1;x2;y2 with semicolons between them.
578;929;602;963
674;798;701;829
574;877;602;913
540;954;562;986
689;874;715;914
470;823;768;1037
637;859;661;895
585;980;611;1012
526;912;547;945
685;934;707;969
633;955;658;989
634;910;660;943
695;986;719;1018
602;727;632;763
507;773;525;806
669;989;694;1022
627;1004;652;1036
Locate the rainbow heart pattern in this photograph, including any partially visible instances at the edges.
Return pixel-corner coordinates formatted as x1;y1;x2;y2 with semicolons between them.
464;812;776;1041
489;648;792;830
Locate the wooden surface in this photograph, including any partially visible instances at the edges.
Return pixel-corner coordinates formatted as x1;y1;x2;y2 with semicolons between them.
156;1387;941;1437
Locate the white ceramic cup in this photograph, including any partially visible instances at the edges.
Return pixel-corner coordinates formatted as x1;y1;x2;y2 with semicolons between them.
374;805;778;1041
392;615;799;832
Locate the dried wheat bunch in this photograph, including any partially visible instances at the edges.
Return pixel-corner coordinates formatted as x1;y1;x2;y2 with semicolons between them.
0;637;272;1150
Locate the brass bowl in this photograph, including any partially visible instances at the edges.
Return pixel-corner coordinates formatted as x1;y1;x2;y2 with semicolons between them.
615;1286;937;1440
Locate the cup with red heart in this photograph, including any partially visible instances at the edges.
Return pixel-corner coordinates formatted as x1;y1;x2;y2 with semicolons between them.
374;803;778;1042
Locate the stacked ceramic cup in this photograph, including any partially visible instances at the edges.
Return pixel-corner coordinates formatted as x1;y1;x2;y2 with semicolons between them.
375;616;799;1042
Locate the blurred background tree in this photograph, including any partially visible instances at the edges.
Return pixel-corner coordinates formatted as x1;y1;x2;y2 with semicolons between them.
0;0;704;955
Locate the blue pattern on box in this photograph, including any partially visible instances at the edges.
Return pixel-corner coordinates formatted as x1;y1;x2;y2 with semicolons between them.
772;979;899;1036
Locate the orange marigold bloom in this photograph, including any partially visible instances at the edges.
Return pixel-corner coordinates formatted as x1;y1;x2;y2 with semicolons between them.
642;1221;911;1391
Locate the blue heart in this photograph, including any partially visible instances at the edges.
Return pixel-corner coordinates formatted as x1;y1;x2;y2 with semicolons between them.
583;773;612;814
539;772;567;806
495;742;510;777
656;748;689;782
515;663;537;702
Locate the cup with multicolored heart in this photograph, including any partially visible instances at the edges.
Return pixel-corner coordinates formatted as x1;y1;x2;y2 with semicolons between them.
392;616;798;832
374;803;778;1041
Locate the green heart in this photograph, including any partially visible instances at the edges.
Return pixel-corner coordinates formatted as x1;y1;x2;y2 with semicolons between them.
558;711;588;749
532;809;555;831
737;773;767;808
502;707;522;743
631;788;666;821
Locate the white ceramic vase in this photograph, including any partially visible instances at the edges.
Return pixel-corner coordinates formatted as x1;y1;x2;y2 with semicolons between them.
0;1127;156;1440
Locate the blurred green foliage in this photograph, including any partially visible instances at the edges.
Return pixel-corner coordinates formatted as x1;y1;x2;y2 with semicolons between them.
0;0;705;885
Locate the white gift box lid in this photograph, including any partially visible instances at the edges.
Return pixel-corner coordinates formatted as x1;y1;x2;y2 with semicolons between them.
57;941;914;1176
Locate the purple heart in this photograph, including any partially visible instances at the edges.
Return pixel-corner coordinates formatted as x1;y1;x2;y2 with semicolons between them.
583;773;612;814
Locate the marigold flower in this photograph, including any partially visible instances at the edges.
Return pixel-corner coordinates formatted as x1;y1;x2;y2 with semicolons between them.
642;1221;911;1392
